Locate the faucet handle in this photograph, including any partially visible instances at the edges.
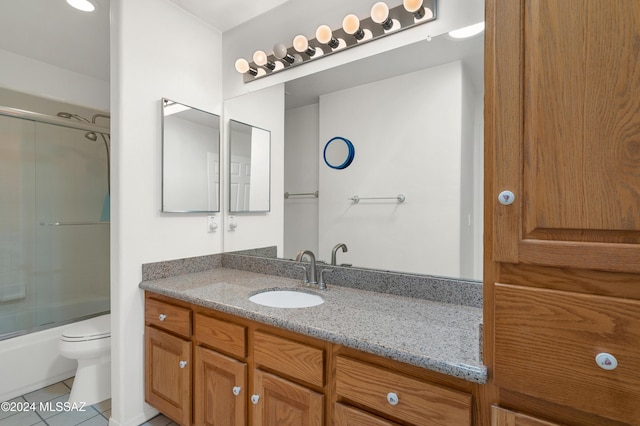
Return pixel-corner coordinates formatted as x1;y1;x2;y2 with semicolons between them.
318;269;333;290
294;264;309;284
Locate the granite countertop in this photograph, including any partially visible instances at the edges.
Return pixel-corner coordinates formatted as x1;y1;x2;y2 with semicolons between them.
140;267;486;384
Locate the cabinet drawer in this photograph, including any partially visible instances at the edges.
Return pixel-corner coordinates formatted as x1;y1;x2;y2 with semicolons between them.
253;330;324;387
195;313;246;358
336;356;471;426
495;284;640;424
145;298;192;338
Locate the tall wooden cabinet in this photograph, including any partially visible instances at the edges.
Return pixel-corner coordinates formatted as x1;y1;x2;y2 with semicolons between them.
485;0;640;425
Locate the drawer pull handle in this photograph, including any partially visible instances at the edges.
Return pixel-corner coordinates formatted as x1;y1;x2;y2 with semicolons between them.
232;386;241;396
179;360;188;369
251;394;260;405
386;392;399;406
159;314;167;321
595;353;618;371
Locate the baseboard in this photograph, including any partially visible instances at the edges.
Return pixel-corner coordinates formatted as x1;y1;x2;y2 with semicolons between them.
108;405;158;426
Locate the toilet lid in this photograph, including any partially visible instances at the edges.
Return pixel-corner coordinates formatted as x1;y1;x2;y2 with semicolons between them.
61;314;111;342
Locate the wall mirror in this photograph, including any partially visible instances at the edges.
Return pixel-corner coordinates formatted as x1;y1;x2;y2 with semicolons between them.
324;137;355;170
229;119;271;212
224;31;484;282
162;98;221;212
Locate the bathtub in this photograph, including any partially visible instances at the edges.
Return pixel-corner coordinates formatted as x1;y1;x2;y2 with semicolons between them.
0;299;110;401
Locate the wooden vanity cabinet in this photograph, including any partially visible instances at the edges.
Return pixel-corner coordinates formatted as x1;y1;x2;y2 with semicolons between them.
145;293;479;425
485;0;640;424
144;298;193;426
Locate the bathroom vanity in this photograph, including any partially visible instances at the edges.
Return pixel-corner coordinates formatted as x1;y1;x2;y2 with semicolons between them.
140;264;485;426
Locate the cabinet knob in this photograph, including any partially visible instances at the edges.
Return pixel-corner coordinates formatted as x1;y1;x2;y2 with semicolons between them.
386;392;399;406
159;313;167;321
498;190;515;205
179;360;188;369
595;353;618;370
232;386;241;396
251;394;260;405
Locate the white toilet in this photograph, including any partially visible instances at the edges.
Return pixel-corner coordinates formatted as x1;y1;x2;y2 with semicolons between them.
59;314;111;406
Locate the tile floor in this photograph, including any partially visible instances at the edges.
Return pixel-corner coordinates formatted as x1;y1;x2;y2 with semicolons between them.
0;379;176;426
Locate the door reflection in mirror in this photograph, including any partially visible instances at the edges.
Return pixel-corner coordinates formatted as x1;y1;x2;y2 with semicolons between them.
229;119;271;212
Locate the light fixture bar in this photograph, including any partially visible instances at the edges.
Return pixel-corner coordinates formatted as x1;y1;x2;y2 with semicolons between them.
236;0;437;83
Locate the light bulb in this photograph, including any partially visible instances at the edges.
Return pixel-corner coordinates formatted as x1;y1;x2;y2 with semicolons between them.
273;43;296;64
371;2;393;30
316;25;340;49
253;50;267;66
403;0;426;19
293;35;316;56
66;0;95;12
253;50;276;70
234;58;257;76
448;22;485;39
342;14;365;40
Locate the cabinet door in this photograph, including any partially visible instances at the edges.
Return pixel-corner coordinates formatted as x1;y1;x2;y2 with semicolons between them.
195;346;247;426
145;326;192;426
492;406;559;426
334;403;399;426
252;369;323;426
488;0;640;272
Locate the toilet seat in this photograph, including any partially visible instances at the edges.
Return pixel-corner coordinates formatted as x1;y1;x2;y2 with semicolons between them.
61;314;111;342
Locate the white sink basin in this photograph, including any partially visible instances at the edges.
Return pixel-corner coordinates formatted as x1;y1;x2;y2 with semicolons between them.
249;289;324;308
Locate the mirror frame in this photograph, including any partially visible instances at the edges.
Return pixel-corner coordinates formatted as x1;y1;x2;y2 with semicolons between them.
228;119;272;213
323;136;355;170
161;98;221;213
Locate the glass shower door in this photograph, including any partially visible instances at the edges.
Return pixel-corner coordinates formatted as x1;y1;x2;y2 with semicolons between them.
34;121;110;326
0;115;109;338
0;116;37;337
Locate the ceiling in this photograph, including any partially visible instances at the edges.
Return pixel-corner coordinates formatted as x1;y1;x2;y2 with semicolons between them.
168;0;291;33
0;0;287;82
0;0;111;81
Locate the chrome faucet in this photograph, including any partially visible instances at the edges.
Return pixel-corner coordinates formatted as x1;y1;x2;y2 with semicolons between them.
295;250;318;286
331;243;348;266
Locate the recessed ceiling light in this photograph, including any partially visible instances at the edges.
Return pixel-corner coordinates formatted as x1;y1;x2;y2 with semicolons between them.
66;0;96;12
448;22;485;39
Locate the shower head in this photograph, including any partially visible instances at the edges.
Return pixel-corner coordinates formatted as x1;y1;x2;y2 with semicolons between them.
56;112;90;123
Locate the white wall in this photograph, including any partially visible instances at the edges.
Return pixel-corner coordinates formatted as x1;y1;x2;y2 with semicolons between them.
223;85;285;253
0;49;109;111
110;0;222;424
284;104;320;259
317;61;473;277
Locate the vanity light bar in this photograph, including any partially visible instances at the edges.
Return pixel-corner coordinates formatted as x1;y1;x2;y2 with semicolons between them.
234;0;437;82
